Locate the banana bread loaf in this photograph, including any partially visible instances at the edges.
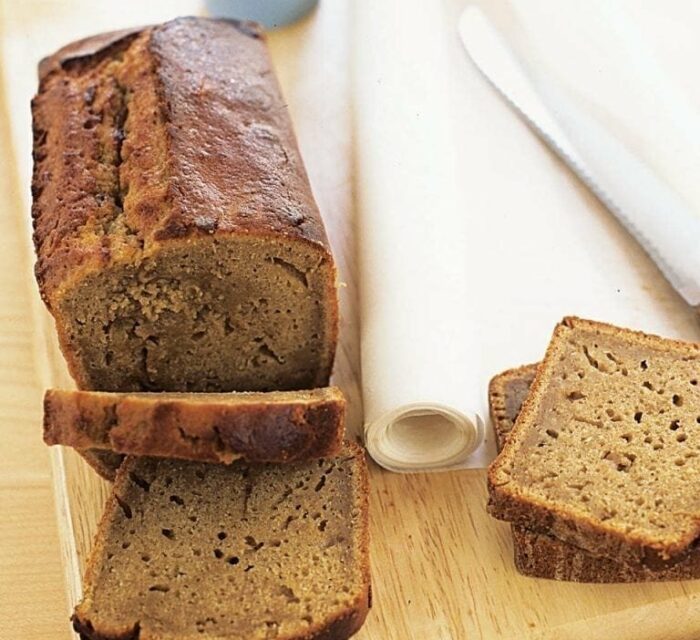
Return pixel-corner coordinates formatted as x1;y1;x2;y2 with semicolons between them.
72;442;370;639
44;387;345;464
31;17;338;393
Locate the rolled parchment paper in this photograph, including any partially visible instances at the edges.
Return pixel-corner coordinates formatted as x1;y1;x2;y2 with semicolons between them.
354;1;486;471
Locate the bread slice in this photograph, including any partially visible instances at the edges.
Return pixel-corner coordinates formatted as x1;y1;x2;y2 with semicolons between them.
490;364;700;582
32;18;338;394
489;364;538;451
72;441;370;640
44;387;345;465
488;317;700;566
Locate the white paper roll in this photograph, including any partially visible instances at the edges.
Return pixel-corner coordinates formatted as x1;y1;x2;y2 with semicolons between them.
354;1;487;471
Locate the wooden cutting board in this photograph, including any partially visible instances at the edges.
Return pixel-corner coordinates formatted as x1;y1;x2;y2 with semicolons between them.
2;1;700;639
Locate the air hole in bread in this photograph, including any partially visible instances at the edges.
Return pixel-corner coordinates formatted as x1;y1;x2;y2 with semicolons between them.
116;496;132;519
149;584;170;593
129;472;150;492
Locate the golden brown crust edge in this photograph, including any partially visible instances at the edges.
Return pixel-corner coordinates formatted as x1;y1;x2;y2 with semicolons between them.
44;387;346;464
490;364;700;582
487;317;700;566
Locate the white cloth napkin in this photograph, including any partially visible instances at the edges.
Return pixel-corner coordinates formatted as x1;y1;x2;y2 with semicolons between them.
353;0;700;472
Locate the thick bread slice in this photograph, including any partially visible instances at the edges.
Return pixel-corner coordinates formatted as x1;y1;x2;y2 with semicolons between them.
490;365;700;582
45;387;345;464
72;441;370;640
488;317;700;566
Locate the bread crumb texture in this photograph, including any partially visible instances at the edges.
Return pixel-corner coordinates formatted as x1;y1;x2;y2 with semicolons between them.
73;443;370;639
490;362;700;582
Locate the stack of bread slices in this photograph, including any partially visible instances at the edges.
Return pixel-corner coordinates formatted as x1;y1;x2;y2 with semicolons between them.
32;17;369;640
487;316;700;582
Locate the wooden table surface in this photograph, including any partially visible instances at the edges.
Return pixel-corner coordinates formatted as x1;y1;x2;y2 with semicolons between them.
3;2;700;639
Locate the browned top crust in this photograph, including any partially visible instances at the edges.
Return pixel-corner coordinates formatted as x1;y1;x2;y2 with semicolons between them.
37;27;144;81
32;17;331;307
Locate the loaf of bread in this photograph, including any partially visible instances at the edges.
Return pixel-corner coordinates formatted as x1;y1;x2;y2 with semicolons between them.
44;387;345;464
72;442;370;640
32;17;338;393
488;317;700;567
490;364;700;582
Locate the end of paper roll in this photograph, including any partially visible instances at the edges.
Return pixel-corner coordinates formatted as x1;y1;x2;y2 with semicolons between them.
365;404;484;472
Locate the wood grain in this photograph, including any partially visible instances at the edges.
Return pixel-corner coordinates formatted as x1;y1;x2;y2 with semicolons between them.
0;55;72;639
3;2;700;639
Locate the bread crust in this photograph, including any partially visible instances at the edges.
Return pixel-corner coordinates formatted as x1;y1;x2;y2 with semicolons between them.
490;364;700;582
44;387;346;464
488;317;700;566
72;442;371;640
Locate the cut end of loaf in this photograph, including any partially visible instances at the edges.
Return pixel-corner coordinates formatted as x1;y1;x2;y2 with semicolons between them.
55;236;337;392
73;442;370;640
487;317;700;564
